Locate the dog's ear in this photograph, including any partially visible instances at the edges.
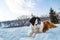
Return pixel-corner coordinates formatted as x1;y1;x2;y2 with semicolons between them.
29;17;35;23
37;17;41;24
29;18;32;23
29;17;36;25
36;17;41;21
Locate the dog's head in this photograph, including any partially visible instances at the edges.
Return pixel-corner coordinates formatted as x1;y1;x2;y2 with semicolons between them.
29;16;41;26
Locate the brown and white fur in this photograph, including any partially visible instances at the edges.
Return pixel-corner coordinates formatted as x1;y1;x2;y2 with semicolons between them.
28;16;56;37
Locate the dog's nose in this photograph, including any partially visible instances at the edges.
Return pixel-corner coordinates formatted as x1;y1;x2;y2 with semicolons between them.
36;24;37;25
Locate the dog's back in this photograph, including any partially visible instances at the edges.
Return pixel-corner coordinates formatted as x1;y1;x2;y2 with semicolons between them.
43;20;56;32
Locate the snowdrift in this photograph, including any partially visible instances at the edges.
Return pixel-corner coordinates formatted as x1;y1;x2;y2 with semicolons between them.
0;24;60;40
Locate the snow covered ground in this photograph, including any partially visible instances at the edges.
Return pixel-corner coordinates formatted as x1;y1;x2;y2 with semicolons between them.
0;24;60;40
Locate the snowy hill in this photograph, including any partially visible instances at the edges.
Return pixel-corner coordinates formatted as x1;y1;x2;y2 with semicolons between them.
0;24;60;40
0;18;30;28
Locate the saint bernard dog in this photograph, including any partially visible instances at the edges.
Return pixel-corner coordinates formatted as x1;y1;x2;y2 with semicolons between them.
28;16;56;37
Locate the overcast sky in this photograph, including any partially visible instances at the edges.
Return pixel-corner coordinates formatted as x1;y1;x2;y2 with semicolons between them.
0;0;60;21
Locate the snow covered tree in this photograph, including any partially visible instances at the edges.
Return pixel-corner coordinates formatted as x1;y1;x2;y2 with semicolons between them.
49;8;59;24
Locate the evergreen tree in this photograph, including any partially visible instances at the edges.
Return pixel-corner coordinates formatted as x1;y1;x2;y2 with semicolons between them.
49;8;59;24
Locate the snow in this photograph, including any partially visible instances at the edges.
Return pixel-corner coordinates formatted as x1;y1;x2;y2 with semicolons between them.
0;24;60;40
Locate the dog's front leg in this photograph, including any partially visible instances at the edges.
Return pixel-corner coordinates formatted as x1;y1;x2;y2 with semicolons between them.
32;32;37;38
29;31;34;37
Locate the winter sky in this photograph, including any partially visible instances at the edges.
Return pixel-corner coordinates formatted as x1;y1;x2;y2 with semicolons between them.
0;0;60;21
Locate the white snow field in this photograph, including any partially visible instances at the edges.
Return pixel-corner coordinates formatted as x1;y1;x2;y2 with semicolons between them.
0;24;60;40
